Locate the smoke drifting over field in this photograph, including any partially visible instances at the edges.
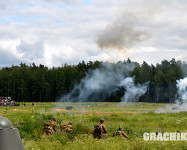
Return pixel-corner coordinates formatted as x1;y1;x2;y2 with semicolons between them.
120;77;148;102
60;62;148;102
96;14;150;51
155;77;187;113
175;77;187;111
176;77;187;103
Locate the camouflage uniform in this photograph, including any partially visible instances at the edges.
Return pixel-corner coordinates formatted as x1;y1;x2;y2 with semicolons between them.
43;119;58;136
93;124;103;139
60;122;73;132
116;129;128;139
93;118;108;139
60;122;73;139
99;123;108;137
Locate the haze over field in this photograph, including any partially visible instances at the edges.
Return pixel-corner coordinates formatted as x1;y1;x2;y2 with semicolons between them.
0;0;187;67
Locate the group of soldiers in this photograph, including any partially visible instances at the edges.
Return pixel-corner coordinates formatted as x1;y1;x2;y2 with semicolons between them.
43;117;73;137
43;117;128;139
93;118;128;139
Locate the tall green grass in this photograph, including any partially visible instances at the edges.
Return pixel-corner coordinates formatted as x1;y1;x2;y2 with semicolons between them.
0;102;186;150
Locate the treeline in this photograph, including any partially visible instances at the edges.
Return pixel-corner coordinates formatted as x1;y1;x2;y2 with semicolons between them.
131;59;184;103
0;59;186;103
0;61;100;102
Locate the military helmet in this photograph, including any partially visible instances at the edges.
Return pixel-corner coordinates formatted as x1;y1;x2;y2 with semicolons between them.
100;118;104;123
68;121;73;125
0;116;13;129
119;127;123;130
52;117;56;121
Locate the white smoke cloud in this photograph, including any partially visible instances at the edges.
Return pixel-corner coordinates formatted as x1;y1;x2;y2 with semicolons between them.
120;77;148;102
176;77;187;103
60;62;148;102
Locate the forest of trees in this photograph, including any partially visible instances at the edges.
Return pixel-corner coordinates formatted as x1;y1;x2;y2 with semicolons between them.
0;58;186;103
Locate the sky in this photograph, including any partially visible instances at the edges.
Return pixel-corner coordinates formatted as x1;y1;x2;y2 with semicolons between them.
0;0;187;67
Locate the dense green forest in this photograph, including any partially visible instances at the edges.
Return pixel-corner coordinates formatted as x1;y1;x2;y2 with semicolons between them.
0;58;186;103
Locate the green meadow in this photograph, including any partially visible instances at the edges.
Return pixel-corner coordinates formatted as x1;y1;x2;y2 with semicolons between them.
0;102;186;150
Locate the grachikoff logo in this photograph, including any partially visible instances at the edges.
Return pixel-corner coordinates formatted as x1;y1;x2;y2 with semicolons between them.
143;132;187;141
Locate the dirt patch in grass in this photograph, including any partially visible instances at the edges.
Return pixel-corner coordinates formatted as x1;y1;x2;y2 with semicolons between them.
12;109;29;111
0;113;3;116
55;109;145;115
56;109;70;112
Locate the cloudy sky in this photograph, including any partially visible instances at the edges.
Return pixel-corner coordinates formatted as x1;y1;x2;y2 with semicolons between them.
0;0;187;67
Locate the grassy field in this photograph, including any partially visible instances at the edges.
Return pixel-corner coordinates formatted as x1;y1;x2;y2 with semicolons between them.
0;102;186;150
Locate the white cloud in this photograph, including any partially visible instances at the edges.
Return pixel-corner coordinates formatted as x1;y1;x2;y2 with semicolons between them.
0;0;187;67
16;40;44;59
128;47;187;65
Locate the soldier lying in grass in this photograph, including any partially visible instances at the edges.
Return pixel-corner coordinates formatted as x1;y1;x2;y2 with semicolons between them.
60;121;73;132
60;121;73;138
43;117;59;136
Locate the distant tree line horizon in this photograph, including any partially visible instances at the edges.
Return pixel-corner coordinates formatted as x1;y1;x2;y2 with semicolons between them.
0;58;186;103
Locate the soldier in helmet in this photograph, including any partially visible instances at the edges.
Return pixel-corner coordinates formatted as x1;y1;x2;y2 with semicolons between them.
43;117;59;136
99;118;108;137
115;127;128;139
93;118;108;139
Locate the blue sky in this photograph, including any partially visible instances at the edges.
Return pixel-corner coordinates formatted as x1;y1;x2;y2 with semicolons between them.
0;0;187;67
83;0;92;5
